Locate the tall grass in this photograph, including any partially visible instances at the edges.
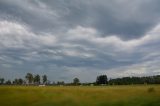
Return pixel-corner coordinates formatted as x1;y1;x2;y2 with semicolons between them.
0;85;160;106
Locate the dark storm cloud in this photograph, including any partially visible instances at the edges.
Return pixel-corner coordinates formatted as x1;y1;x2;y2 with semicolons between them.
1;0;160;39
37;0;160;39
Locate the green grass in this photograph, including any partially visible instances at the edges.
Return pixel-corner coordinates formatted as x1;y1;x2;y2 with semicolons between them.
0;85;160;106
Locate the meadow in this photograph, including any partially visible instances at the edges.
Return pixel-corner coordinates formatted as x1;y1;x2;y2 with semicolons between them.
0;85;160;106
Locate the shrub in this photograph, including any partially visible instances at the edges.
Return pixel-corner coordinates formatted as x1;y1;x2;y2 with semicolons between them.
147;87;155;93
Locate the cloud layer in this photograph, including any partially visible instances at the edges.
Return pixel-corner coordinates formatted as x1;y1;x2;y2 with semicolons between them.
0;0;160;82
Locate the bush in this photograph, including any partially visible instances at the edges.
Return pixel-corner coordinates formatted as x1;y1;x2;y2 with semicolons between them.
147;87;155;93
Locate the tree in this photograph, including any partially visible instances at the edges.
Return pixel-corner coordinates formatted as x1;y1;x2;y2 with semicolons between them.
108;75;160;85
57;81;65;85
0;78;5;85
13;78;23;85
34;74;40;85
25;73;33;84
18;78;23;85
5;80;12;85
13;79;18;85
73;78;80;85
42;75;47;84
96;75;108;85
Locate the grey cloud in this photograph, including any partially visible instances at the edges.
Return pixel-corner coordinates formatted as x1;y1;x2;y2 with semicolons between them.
1;0;160;39
1;0;160;82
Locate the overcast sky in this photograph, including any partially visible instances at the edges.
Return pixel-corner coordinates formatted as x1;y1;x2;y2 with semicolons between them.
0;0;160;82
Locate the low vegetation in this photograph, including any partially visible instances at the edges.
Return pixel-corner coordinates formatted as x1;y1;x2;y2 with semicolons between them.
0;85;160;106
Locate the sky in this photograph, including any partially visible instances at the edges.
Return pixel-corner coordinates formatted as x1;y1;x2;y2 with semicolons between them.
0;0;160;82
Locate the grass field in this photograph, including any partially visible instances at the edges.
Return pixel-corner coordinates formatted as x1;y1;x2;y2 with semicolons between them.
0;85;160;106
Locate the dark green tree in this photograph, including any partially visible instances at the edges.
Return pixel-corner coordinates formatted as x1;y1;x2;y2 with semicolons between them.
13;79;18;84
73;78;80;85
57;81;65;85
25;73;34;84
18;78;23;85
42;75;47;84
13;78;24;85
34;74;40;84
5;80;12;85
96;75;108;85
0;78;5;85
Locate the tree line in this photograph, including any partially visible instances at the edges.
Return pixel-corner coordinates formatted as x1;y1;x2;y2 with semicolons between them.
0;73;160;86
95;75;160;85
0;73;80;86
0;73;48;85
108;75;160;85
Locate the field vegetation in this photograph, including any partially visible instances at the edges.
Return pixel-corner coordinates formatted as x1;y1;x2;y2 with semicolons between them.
0;85;160;106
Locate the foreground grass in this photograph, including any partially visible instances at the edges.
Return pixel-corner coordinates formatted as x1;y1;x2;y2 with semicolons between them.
0;85;160;106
